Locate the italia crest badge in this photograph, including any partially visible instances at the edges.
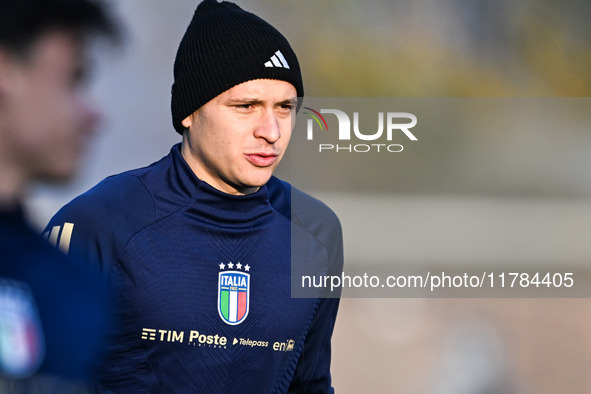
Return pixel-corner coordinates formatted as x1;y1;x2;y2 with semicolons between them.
217;262;250;325
0;279;45;378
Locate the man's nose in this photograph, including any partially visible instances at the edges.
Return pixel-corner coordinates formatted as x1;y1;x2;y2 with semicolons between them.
253;108;281;143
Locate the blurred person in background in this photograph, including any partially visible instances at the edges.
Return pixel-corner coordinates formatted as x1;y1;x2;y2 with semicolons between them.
46;0;343;392
0;0;118;391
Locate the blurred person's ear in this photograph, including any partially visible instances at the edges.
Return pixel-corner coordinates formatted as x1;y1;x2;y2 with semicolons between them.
0;49;9;97
0;48;20;100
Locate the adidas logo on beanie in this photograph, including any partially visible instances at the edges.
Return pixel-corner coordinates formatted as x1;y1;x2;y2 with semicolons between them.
170;0;304;134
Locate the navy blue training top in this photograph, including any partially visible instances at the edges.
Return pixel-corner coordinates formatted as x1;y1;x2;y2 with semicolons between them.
46;143;343;393
0;205;110;392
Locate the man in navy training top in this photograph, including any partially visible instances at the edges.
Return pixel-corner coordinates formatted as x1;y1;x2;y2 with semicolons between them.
46;0;344;392
0;0;118;391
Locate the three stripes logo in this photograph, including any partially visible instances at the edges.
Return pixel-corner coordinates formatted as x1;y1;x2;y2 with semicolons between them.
43;223;74;254
264;50;290;69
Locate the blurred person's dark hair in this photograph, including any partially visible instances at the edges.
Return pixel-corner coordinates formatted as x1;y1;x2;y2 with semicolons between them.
0;0;119;58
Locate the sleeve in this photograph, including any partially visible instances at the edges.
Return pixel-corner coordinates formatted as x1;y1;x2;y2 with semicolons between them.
287;186;345;393
287;297;341;393
43;173;156;275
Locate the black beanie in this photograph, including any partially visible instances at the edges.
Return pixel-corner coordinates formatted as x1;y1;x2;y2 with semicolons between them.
171;0;304;134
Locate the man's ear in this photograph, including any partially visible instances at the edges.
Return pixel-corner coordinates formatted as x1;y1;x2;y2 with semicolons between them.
181;114;192;129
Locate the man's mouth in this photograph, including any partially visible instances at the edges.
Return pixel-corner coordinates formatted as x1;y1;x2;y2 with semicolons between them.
245;153;279;167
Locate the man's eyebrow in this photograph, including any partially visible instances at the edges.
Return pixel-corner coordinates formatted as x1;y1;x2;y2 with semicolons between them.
227;98;261;104
227;97;298;105
280;97;298;105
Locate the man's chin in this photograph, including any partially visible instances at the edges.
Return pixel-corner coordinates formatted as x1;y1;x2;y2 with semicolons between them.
235;174;274;195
